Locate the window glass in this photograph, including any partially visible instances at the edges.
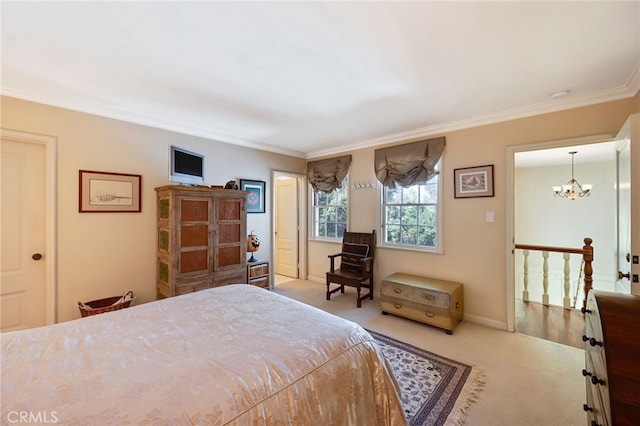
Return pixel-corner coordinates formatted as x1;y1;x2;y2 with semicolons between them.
381;172;440;251
313;176;348;240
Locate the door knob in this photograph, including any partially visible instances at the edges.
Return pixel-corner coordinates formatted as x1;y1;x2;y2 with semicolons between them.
32;253;43;260
618;271;630;280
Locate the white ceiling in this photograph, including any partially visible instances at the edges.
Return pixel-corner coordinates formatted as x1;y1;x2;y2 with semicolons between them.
1;1;639;159
514;141;616;168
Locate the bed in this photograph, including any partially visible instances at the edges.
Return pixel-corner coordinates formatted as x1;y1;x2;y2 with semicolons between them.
1;284;407;425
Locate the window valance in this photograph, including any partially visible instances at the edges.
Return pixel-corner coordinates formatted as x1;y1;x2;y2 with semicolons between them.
307;155;352;193
374;137;445;188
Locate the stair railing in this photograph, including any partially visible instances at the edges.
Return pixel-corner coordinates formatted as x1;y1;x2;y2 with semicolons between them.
514;238;593;310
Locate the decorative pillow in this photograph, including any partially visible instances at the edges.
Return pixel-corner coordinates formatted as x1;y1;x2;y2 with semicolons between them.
340;242;370;272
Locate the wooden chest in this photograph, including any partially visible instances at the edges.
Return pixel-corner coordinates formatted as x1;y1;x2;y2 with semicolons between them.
380;273;463;334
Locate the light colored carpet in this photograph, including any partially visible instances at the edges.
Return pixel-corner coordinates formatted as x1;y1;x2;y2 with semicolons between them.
272;279;586;426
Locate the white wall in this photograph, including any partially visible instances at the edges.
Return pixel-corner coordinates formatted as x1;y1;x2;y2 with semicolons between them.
515;161;617;305
1;96;306;322
3;94;637;328
307;98;636;330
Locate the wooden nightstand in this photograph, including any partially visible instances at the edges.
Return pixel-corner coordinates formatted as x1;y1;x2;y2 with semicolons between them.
247;261;270;289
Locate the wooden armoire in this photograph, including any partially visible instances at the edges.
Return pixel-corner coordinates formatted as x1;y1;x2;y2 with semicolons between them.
155;185;247;299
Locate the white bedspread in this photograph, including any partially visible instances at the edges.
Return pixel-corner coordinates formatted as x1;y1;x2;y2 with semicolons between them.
1;284;406;425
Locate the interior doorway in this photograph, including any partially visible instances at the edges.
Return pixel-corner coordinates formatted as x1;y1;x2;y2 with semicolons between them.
507;134;621;344
272;171;306;287
615;119;632;294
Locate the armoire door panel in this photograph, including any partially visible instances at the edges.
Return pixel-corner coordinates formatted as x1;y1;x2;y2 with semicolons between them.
180;250;208;274
218;247;241;268
217;200;242;221
218;223;241;244
181;224;208;247
181;199;209;221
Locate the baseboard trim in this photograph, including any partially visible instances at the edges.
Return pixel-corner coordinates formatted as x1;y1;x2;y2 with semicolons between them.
306;275;325;284
463;313;508;331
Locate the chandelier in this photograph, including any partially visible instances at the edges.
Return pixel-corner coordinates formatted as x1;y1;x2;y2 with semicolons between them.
552;151;592;200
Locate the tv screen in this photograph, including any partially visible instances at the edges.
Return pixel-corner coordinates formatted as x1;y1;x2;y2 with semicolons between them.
170;146;205;185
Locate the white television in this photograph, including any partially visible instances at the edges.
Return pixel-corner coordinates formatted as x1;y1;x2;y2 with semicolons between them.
169;145;205;185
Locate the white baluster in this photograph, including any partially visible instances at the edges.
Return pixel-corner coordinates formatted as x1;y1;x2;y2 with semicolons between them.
522;250;529;302
542;251;549;306
563;253;571;309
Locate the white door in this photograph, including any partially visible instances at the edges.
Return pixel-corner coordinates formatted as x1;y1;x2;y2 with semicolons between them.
275;177;298;278
615;129;631;294
1;138;47;331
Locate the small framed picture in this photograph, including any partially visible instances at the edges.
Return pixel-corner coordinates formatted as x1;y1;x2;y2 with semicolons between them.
79;170;142;212
454;165;494;198
240;179;266;213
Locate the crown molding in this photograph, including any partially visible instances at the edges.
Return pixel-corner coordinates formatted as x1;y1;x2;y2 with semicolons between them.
0;87;307;158
3;60;638;161
626;60;640;97
306;68;640;159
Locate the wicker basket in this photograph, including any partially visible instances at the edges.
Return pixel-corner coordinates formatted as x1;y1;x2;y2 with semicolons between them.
77;291;134;317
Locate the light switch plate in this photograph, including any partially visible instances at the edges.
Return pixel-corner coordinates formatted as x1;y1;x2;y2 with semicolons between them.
485;211;495;223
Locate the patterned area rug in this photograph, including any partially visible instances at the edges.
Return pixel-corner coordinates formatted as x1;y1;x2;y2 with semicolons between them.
369;330;485;426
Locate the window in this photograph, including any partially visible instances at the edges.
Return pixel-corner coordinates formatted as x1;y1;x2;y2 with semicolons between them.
381;171;441;251
312;176;348;240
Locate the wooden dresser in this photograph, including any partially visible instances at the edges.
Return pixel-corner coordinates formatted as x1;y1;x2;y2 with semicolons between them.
155;185;247;299
380;273;463;334
247;261;270;289
582;290;640;426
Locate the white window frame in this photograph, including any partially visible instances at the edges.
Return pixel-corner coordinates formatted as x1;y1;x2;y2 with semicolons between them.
378;163;443;253
310;175;349;241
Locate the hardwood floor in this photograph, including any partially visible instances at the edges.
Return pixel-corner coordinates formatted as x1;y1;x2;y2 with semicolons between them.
515;299;585;349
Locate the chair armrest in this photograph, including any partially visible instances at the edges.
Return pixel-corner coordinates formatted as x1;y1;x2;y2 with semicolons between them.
328;253;342;273
360;256;374;272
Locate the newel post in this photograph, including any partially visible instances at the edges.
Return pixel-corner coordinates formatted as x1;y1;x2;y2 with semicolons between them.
582;237;593;309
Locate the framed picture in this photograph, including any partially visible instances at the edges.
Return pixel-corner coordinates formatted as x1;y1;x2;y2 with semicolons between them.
240;179;266;213
454;165;494;198
79;170;142;212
